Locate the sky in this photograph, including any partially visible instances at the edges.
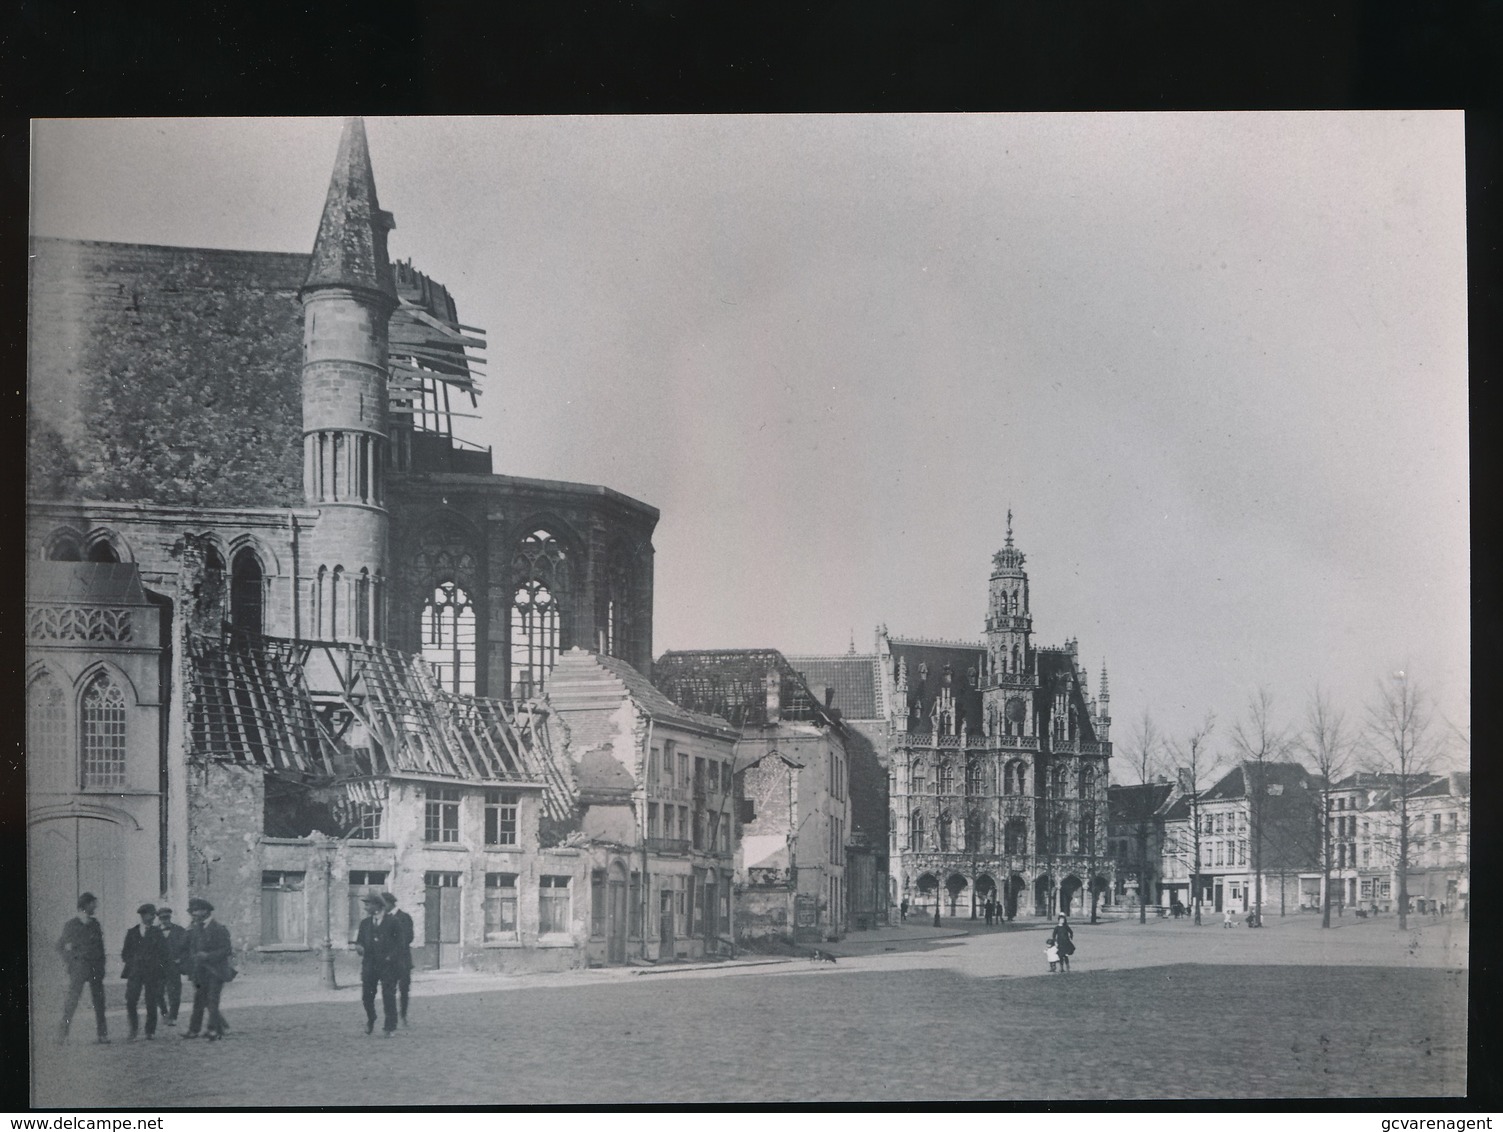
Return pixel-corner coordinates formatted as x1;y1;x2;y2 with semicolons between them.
29;114;1470;765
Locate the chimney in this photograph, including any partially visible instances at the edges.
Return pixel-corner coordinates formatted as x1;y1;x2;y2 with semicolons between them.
1177;767;1193;794
823;685;835;708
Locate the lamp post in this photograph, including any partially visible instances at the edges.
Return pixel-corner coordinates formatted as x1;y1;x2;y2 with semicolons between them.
317;836;339;990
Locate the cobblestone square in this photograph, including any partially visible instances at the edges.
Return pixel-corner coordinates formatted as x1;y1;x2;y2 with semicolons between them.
31;915;1467;1105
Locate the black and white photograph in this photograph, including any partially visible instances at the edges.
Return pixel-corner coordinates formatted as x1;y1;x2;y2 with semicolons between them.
24;113;1469;1105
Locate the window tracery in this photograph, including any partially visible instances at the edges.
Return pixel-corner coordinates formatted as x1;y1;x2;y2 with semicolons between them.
511;529;568;698
81;671;127;789
421;581;476;695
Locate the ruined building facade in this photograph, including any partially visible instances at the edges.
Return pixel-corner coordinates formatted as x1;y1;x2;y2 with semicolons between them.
26;119;664;977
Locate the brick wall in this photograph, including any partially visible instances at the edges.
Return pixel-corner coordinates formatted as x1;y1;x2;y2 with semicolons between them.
28;238;306;508
186;761;266;956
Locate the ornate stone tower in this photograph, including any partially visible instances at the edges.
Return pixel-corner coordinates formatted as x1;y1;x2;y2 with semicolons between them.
984;511;1036;738
299;118;397;642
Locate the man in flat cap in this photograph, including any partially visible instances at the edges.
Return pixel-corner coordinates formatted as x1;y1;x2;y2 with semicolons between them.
57;892;108;1044
121;902;168;1040
354;892;401;1036
381;892;414;1027
154;906;190;1026
183;897;233;1041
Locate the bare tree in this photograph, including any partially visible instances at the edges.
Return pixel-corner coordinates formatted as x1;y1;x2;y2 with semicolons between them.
1124;710;1163;924
1297;685;1353;928
1231;688;1289;926
1364;670;1442;930
1165;712;1217;925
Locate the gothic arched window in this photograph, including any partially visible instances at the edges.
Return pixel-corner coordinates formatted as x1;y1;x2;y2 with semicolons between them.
1079;763;1096;799
604;545;641;662
80;671;127;789
330;566;345;639
511;529;568;698
965;758;984;795
964;810;982;849
27;673;69;792
1004;817;1027;855
46;531;83;561
230;548;264;635
200;545;227;627
86;540;120;564
313;566;327;638
355;569;370;640
938;811;952;852
422;581;476;695
937;760;955;796
909;810;925;851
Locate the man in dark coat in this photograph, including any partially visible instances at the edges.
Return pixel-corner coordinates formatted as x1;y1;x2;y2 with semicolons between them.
381;892;414;1027
121;902;168;1040
57;892;109;1044
183;897;233;1040
154;906;190;1026
355;892;402;1035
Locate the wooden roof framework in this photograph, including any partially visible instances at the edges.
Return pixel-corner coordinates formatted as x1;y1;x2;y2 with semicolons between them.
187;634;573;820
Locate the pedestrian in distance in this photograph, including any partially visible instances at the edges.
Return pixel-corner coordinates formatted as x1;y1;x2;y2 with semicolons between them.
1223;907;1234;929
1049;914;1075;972
57;892;109;1044
900;898;909;922
381;892;414;1027
984;897;994;926
121;902;168;1041
183;897;234;1041
154;906;190;1026
355;893;402;1036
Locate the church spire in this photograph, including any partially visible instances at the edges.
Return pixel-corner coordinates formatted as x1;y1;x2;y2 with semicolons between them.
303;117;397;302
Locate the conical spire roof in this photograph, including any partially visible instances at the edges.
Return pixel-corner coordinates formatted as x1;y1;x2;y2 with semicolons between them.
303;118;397;301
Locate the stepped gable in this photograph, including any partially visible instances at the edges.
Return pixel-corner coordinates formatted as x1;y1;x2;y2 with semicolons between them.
549;649;739;741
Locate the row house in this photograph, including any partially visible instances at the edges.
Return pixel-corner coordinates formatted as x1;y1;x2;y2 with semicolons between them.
190;634;583;974
1105;779;1177;910
1189;761;1323;916
786;647;891;930
652;649;852;942
545;648;742;962
1324;772;1470;915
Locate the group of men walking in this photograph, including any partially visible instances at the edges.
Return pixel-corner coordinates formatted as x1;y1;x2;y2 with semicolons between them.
356;892;414;1036
58;893;232;1044
55;889;415;1045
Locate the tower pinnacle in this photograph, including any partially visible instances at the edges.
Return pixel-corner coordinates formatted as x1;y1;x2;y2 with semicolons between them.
303;117;397;302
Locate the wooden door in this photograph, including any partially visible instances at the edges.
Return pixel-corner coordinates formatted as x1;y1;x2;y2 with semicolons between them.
607;879;627;964
423;872;461;968
703;877;717;953
659;889;674;957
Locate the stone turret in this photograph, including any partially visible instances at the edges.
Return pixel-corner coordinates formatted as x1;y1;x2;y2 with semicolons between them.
1096;661;1111;741
985;509;1032;683
299;117;396;641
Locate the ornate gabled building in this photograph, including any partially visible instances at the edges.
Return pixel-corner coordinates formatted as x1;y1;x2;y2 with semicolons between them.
885;517;1114;920
25;118;662;977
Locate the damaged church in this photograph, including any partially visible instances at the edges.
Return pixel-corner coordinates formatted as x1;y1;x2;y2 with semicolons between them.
25;119;678;978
